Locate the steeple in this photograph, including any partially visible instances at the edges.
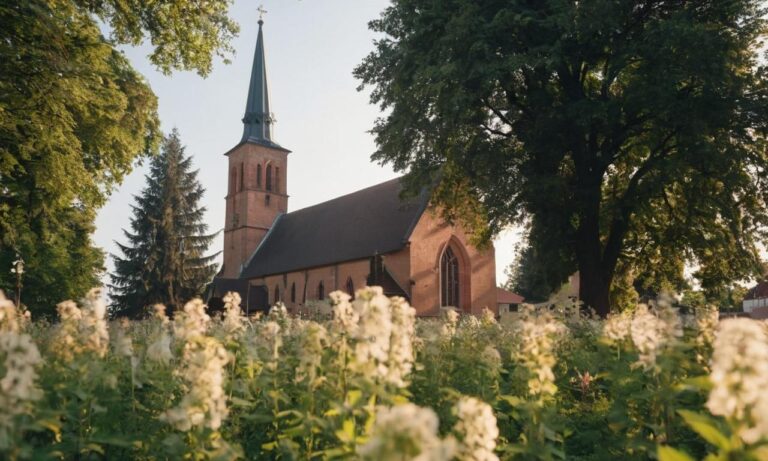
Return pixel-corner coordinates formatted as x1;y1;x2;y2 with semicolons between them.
241;16;280;147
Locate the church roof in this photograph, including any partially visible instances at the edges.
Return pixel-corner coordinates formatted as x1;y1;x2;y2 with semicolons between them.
240;178;430;278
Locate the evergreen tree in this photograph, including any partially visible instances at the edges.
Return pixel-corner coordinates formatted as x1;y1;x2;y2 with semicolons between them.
110;130;218;317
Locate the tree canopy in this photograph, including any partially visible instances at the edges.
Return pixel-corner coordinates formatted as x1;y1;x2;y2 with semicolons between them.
356;0;768;315
0;0;236;315
110;130;218;317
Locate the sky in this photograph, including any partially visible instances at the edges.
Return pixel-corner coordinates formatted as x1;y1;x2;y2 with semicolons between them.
94;0;522;290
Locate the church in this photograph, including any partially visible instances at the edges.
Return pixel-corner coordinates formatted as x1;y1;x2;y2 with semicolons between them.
209;18;497;316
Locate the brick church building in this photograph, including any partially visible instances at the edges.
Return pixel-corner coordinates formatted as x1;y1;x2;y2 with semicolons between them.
209;19;497;316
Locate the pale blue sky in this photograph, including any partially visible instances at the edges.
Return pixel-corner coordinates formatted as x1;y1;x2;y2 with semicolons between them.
94;0;521;291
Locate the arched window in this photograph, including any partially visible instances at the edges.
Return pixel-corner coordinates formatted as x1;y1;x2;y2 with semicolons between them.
256;164;262;188
440;246;460;307
317;281;325;300
346;277;354;297
290;282;296;303
238;162;244;191
274;285;280;304
275;167;280;193
266;164;272;191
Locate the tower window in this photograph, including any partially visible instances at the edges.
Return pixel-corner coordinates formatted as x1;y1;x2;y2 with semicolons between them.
346;277;354;298
238;162;244;191
265;195;270;206
256;164;262;188
440;246;460;308
317;281;325;300
266;164;272;191
290;282;296;303
229;167;237;194
275;167;280;193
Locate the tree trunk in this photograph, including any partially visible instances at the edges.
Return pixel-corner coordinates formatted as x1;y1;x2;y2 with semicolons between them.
578;268;611;318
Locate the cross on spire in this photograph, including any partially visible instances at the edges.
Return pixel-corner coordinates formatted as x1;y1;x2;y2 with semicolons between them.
257;5;267;23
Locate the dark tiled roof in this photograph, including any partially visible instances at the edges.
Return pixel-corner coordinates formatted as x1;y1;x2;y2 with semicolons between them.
241;178;429;278
209;277;250;302
745;281;768;300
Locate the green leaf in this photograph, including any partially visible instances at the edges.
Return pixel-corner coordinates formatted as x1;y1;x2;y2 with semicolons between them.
658;446;695;461
678;410;731;450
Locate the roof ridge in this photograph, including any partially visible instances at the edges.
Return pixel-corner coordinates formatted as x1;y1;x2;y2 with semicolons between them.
285;177;403;216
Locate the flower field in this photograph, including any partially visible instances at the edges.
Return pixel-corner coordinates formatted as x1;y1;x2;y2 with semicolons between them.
0;287;766;460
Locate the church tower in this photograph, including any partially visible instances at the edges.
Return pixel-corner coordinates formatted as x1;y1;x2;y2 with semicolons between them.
222;17;289;278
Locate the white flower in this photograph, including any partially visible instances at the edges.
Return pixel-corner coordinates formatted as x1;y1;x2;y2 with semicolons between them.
330;290;359;336
222;292;246;339
147;330;173;364
512;305;567;400
386;296;416;387
603;311;632;343
161;336;229;431
453;397;499;461
629;303;681;371
295;321;328;386
359;404;456;461
113;318;134;357
481;346;502;372
173;299;210;343
51;289;110;360
695;306;719;349
352;287;394;381
0;291;20;333
0;332;42;445
706;318;768;444
441;308;460;338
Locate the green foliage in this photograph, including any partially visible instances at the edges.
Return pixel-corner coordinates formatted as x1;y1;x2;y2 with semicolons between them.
110;131;219;317
355;0;768;315
0;0;237;316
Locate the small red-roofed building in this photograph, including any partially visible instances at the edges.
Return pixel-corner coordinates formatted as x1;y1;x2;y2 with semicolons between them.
743;281;768;316
497;287;525;314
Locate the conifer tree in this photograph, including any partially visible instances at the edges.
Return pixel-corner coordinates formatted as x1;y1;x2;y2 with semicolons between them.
110;130;218;317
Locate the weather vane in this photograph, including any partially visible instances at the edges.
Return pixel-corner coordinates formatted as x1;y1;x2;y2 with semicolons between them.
257;4;267;21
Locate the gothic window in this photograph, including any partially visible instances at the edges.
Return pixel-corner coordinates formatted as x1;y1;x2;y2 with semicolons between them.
275;167;280;193
256;164;262;188
440;246;460;307
317;281;325;300
346;277;354;297
238;162;244;191
274;285;280;304
291;282;296;303
265;195;270;206
266;164;272;191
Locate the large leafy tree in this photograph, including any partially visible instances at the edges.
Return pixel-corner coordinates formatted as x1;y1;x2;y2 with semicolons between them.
356;0;768;316
110;130;218;317
0;0;236;314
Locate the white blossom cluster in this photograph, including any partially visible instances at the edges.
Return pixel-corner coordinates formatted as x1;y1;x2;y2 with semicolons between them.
222;292;246;339
694;306;719;349
706;318;768;445
0;292;26;333
145;305;173;364
294;321;328;386
358;403;456;461
330;287;417;388
0;330;42;448
512;305;568;400
453;397;499;461
441;308;460;338
52;289;110;360
172;299;210;344
161;336;230;431
629;304;681;371
602;310;632;344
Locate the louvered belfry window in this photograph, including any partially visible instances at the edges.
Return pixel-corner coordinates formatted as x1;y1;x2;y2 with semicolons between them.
441;247;460;307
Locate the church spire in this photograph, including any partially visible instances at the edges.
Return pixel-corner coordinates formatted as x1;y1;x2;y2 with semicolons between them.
241;12;277;146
